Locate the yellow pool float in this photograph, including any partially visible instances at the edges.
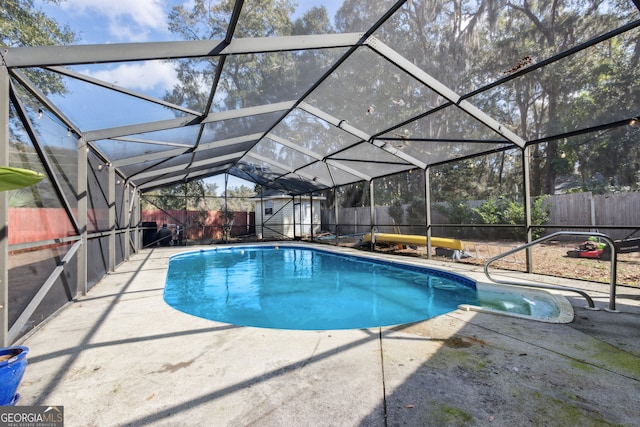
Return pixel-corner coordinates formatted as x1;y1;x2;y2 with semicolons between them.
362;233;464;251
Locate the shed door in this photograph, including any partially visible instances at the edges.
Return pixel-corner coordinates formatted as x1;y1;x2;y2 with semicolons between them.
294;202;311;236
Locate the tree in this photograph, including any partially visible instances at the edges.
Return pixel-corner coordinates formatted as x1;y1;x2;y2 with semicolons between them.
166;0;298;112
2;1;77;211
334;0;639;200
143;180;205;211
1;0;76;95
165;1;343;179
475;0;639;195
221;185;256;212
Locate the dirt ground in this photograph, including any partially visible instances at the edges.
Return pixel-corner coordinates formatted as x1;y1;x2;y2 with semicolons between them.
370;239;640;287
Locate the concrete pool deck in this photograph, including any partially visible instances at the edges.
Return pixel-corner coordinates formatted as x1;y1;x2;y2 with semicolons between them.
15;243;640;426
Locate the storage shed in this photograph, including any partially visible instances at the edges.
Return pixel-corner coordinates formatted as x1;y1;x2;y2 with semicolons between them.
252;192;324;240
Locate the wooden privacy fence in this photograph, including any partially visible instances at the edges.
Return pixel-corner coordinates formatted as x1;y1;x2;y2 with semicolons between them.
545;192;640;240
7;192;638;245
141;209;255;240
7;208;255;245
323;192;639;240
8;208;76;245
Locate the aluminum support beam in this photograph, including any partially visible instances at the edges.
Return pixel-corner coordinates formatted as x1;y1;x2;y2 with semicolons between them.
46;66;202;116
425;168;433;260
84;116;200;142
8;240;82;344
135;151;245;180
0;66;9;345
522;147;533;272
334;187;339;246
9;83;81;234
85;101;294;142
298;102;370;141
366;37;526;148
369;180;375;250
137;166;228;190
112;133;262;168
10;69;83;136
110;146;191;169
266;133;323;161
298;102;427;169
246;138;366;186
200;100;296;124
2;34;364;67
77;138;88;296
124;182;131;261
325;159;371;181
127;185;139;253
108;165;116;272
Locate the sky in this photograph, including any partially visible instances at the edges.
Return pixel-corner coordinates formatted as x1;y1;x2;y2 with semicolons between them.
34;0;345;193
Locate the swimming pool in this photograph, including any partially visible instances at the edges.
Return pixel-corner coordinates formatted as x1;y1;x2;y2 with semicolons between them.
163;245;572;329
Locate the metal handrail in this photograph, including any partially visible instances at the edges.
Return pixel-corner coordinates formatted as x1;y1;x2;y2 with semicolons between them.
483;231;618;312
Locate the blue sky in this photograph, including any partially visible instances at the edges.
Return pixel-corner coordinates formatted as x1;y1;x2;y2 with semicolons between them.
35;0;344;193
36;0;344;96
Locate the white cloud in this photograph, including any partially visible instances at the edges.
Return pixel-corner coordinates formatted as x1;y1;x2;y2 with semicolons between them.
60;0;169;40
84;61;177;92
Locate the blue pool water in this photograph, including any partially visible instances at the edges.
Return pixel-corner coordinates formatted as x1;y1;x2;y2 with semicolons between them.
164;246;481;330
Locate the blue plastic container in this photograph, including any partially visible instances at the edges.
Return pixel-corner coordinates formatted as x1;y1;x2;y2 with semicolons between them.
0;346;29;406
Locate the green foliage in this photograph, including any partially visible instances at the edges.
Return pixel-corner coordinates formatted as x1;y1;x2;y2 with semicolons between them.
473;198;501;226
8;188;33;207
166;0;313;112
436;196;550;241
221;185;256;212
143;180;257;214
434;200;477;225
1;0;76;95
472;196;551;240
143;180;205;211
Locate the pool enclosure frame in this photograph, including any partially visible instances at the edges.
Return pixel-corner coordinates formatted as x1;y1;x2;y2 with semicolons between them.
2;0;640;345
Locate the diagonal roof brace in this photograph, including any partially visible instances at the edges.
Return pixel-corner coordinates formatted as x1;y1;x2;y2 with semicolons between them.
201;101;296;124
46;66;202;117
244;152;295;176
370;140;427;169
84;116;201;142
133;151;245;180
263;133;374;183
284;171;332;189
266;133;324;161
365;36;526;148
138;163;235;190
110;146;191;168
298;102;370;141
245;151;332;189
84;101;294;142
298;102;427;169
112;133;263;168
325;159;371;182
